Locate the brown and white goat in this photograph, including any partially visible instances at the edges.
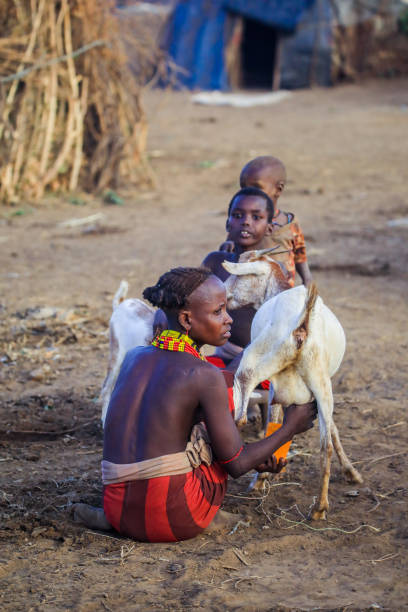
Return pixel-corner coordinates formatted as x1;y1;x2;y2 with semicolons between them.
222;255;363;520
224;248;292;310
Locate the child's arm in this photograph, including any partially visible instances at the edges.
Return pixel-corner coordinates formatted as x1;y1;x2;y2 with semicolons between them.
202;250;237;282
295;261;312;287
291;220;312;287
219;239;235;253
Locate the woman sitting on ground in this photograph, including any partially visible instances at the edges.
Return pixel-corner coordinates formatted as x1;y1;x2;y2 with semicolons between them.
74;266;317;542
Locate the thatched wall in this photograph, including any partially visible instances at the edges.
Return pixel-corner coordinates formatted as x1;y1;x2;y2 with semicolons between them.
0;0;157;204
331;0;408;82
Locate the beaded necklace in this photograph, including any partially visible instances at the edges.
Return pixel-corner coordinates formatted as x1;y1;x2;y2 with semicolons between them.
152;329;206;361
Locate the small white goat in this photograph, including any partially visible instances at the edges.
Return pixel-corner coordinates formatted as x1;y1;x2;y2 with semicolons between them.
100;281;155;425
223;255;363;520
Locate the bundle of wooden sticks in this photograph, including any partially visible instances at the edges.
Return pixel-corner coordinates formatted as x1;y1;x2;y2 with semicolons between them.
0;0;158;203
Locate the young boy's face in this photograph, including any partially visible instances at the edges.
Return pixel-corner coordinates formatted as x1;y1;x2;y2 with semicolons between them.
241;166;285;204
226;195;272;251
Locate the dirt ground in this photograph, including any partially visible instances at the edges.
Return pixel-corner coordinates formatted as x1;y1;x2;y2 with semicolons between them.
1;78;408;611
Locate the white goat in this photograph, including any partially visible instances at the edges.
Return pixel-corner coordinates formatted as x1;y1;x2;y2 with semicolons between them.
222;256;363;520
100;281;155;425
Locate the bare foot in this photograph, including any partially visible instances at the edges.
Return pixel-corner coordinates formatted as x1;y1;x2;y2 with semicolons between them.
72;503;113;531
205;510;245;533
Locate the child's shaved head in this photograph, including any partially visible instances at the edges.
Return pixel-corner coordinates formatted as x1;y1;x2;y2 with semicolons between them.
240;156;286;184
240;156;286;203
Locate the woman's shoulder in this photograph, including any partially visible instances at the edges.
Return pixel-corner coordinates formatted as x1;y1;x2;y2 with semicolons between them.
124;344;153;362
194;357;226;383
164;353;225;397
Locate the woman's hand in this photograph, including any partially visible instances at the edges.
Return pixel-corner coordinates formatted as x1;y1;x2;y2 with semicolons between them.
282;401;317;437
255;455;287;473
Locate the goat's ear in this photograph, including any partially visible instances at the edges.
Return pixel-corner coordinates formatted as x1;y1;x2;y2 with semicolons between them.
222;260;264;276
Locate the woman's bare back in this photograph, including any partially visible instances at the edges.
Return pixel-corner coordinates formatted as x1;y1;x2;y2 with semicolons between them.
103;346;209;463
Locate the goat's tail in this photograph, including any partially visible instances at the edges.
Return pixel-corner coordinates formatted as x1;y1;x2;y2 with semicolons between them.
303;282;318;332
293;282;318;345
112;280;129;310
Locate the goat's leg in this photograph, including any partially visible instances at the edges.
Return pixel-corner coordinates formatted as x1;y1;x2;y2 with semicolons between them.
250;472;266;491
312;436;333;521
100;336;125;426
100;358;122;425
304;369;334;521
233;373;255;425
255;389;270;434
247;395;261;424
251;386;273;491
252;385;284;491
331;421;363;483
260;383;278;434
270;402;282;424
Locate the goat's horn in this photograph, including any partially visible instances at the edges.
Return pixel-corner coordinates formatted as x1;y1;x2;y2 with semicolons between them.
254;246;281;256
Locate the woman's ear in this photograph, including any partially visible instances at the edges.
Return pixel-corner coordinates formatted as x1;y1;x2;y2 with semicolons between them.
225;219;230;231
178;310;192;333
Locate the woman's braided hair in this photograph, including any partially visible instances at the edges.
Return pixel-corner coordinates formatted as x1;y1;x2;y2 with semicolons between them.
143;267;214;311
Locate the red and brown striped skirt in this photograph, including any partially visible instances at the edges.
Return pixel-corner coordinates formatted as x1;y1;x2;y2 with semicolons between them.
103;462;228;542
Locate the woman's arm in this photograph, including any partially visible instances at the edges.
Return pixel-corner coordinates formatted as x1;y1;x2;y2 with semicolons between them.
197;365;317;479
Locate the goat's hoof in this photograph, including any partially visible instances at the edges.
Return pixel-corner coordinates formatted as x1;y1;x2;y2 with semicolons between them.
248;404;261;423
247;472;270;492
311;507;327;521
247;473;260;491
253;475;269;492
345;467;363;484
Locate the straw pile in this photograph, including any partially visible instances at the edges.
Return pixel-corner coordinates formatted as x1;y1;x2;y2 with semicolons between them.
0;0;155;204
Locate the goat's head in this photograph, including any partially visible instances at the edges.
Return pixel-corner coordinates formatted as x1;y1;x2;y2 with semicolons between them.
223;248;291;310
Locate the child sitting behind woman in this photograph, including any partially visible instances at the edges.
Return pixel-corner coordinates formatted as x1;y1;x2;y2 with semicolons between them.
202;186;283;355
222;156;312;288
